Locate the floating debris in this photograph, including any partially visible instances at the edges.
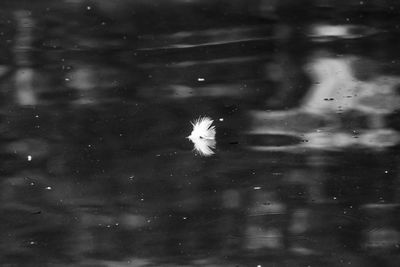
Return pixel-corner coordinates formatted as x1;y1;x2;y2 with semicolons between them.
187;116;216;156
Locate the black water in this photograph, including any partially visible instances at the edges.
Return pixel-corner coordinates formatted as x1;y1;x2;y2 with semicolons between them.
1;1;400;266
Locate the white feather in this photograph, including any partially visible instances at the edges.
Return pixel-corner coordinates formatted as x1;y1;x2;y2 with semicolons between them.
187;116;216;156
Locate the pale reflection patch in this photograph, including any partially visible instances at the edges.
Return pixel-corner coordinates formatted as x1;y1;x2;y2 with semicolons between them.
247;54;400;151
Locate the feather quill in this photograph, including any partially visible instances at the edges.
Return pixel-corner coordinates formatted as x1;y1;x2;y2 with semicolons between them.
187;116;216;156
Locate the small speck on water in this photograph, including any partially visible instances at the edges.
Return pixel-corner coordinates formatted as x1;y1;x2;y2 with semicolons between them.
197;78;205;81
219;118;224;121
86;6;91;10
253;186;261;190
27;155;32;161
45;186;52;190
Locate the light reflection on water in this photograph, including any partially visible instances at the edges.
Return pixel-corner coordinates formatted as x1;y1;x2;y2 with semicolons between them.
1;1;400;266
248;54;400;151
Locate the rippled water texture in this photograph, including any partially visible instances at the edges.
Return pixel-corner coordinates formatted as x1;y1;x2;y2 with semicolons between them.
1;1;400;266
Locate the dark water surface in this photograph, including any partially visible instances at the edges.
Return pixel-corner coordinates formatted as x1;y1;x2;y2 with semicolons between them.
1;1;400;266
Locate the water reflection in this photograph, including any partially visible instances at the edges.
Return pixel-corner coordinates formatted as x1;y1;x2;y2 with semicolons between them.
248;53;400;151
1;1;400;266
308;24;378;42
